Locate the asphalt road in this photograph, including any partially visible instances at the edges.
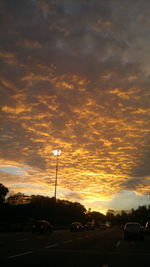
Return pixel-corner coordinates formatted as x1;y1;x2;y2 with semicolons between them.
0;227;149;267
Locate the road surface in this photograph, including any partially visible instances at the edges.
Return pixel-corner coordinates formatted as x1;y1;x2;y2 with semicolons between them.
0;227;149;266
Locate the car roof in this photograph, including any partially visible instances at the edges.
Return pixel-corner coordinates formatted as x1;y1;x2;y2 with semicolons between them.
72;221;82;224
125;222;141;227
125;222;140;225
34;220;49;223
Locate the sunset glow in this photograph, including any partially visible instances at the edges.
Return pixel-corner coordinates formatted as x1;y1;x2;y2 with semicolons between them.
1;0;150;214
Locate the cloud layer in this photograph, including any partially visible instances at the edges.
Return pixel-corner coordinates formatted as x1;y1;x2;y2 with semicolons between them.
1;0;150;213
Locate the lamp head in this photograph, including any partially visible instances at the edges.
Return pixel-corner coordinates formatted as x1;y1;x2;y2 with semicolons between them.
52;149;61;156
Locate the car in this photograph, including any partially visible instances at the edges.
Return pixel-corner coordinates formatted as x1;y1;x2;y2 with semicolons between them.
145;221;150;234
32;220;53;234
85;222;95;230
123;222;144;240
70;222;84;232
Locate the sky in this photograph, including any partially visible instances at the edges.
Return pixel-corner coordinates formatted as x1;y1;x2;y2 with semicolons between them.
0;0;150;214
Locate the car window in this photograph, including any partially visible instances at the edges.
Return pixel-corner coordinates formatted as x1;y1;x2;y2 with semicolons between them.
126;224;140;228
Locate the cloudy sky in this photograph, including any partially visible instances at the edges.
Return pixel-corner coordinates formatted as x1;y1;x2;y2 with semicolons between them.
1;0;150;214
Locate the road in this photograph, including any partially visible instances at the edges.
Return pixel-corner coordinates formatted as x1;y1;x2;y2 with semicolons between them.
0;227;149;266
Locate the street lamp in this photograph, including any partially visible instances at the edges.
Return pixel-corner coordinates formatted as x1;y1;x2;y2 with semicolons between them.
52;149;61;200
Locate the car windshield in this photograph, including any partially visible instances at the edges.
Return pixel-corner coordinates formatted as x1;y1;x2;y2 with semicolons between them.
126;224;140;229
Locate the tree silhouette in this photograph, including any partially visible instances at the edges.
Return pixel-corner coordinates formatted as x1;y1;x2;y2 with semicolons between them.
7;193;30;205
0;184;9;204
88;211;106;224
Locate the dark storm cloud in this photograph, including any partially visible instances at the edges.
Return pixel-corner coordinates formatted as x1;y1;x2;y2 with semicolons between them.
0;0;48;41
0;0;146;91
121;177;150;191
0;0;127;76
120;147;150;192
131;150;150;178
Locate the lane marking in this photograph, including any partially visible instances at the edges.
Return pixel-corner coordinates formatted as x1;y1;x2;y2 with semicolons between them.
8;251;33;259
45;243;58;248
116;241;121;247
64;240;72;244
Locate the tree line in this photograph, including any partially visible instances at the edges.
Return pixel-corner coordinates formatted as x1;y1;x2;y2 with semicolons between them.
0;183;106;230
0;183;150;231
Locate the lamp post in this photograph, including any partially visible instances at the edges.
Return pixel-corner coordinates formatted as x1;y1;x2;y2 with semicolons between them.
52;149;61;200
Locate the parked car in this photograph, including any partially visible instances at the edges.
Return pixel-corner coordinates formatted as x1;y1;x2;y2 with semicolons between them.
123;222;144;240
32;220;53;234
70;222;84;232
145;221;150;234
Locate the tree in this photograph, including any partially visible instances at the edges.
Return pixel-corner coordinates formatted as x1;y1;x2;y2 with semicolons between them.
88;211;106;223
6;192;30;205
106;209;116;224
0;183;9;204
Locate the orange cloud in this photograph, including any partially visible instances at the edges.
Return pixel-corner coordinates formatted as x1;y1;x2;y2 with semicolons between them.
2;105;32;114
